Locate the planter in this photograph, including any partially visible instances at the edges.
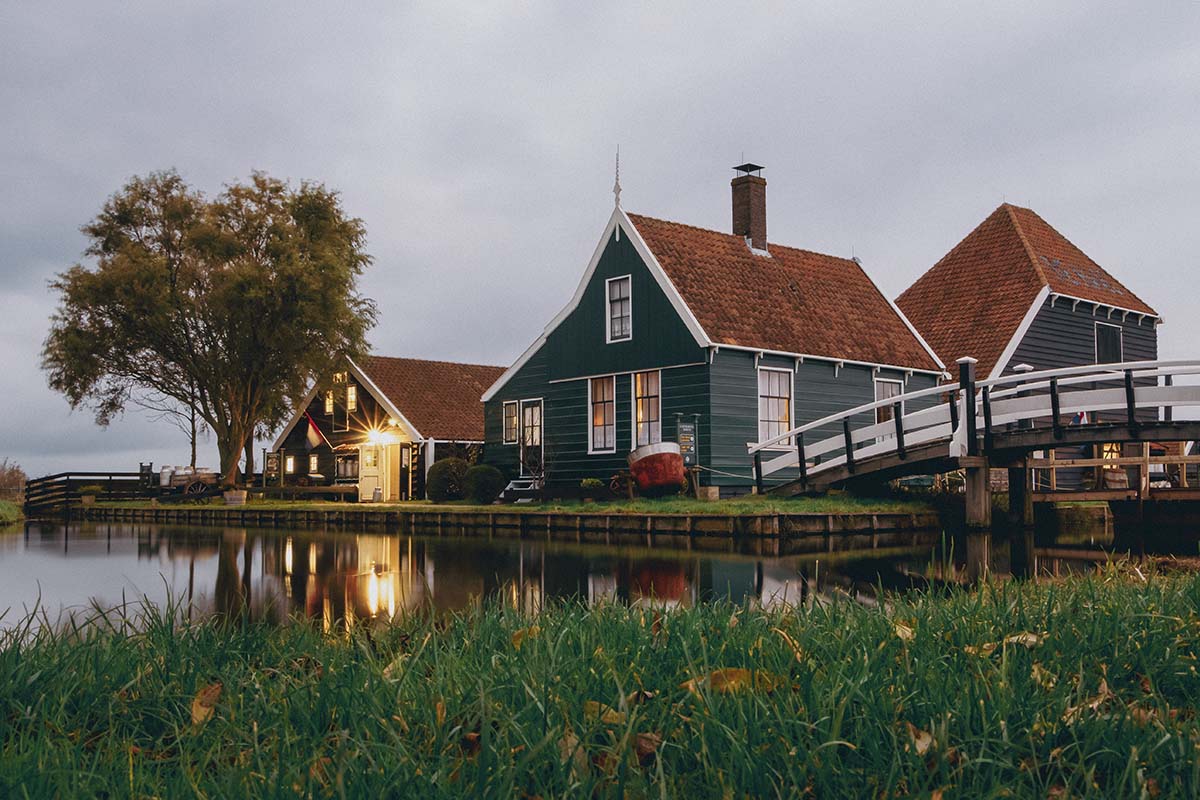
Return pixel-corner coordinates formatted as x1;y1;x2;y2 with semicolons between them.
223;489;248;506
628;442;686;497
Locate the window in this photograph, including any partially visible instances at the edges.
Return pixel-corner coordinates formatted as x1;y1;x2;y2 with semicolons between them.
333;371;348;384
633;370;661;447
308;454;319;474
284;455;296;474
502;401;518;444
606;276;632;342
874;379;904;425
589;376;616;452
1101;442;1122;470
1096;323;1123;364
362;447;377;468
324;390;334;415
346;385;358;412
758;368;793;446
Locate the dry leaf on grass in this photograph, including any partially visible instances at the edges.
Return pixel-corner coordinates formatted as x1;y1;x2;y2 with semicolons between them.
1002;632;1043;648
1031;663;1057;690
634;732;661;766
680;667;783;696
904;721;932;756
1063;678;1111;724
584;701;626;726
435;699;446;727
894;622;915;642
559;728;589;782
190;681;222;727
511;626;540;651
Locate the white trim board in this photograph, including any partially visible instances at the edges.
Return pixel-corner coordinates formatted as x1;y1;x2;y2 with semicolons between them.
987;285;1052;381
717;344;944;378
547;360;707;385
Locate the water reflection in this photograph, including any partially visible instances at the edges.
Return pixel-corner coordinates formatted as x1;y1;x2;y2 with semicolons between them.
0;517;1180;630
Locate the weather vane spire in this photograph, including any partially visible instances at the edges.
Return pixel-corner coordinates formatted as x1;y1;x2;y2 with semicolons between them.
613;146;621;209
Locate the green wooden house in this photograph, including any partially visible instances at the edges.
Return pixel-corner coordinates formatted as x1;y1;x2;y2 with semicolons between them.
481;165;945;496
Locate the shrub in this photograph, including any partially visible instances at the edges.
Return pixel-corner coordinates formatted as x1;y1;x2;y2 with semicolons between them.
78;484;105;497
0;501;19;525
0;458;26;500
464;464;506;505
580;477;604;489
426;457;469;503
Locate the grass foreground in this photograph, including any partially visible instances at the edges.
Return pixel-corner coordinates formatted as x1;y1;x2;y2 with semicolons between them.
3;567;1199;797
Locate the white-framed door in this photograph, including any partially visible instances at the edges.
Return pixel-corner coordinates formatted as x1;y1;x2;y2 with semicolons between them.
358;444;382;501
519;398;543;477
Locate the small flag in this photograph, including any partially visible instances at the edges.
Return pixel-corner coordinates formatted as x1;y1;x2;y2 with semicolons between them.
305;413;328;451
1071;411;1089;426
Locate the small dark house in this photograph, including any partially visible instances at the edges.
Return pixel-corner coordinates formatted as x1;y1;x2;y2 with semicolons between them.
481;165;945;496
272;356;505;500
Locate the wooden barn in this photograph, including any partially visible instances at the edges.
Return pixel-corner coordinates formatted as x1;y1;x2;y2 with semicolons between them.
271;356;504;501
897;204;1162;490
481;165;945;496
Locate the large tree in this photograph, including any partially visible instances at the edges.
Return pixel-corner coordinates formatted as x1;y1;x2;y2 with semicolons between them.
43;170;377;485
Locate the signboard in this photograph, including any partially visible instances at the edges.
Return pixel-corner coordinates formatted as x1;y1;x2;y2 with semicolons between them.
265;452;281;479
676;419;698;466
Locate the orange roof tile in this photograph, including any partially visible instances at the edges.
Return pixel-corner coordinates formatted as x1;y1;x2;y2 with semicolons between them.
897;204;1157;380
359;356;505;442
626;213;942;372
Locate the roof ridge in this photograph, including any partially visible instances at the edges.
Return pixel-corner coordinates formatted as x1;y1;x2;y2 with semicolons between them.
1002;203;1050;287
365;354;504;372
626;211;857;265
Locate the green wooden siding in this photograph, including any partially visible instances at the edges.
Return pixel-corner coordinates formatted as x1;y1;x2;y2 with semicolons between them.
544;225;705;381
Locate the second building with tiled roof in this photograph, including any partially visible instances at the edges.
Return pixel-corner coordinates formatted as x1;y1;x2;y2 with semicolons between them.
482;165;945;496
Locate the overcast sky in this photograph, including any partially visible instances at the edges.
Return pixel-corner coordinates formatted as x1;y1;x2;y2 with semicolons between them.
2;2;1198;477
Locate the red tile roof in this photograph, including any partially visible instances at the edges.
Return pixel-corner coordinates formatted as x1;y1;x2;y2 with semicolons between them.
626;213;942;372
358;356;505;442
896;204;1157;380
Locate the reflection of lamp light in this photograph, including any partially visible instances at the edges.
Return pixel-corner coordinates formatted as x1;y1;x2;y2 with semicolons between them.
367;569;380;616
308;544;317;574
284;538;293;575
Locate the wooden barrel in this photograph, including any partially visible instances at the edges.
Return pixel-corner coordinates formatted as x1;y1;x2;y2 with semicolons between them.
628;442;686;496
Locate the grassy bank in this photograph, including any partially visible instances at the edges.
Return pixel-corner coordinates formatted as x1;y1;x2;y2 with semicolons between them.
0;500;20;525
96;491;935;516
3;567;1199;797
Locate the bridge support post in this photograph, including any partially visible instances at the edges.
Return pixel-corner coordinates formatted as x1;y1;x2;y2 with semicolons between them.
962;455;991;529
1007;461;1033;529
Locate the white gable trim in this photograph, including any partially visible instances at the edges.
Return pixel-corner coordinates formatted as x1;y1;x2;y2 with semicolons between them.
884;296;945;371
987;285;1052;380
269;358;424;451
481;209;712;402
1048;291;1162;324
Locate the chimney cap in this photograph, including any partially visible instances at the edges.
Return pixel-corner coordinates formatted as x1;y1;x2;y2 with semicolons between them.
732;162;764;176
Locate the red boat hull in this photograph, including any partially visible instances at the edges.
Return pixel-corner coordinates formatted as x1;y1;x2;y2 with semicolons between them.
628;443;686;496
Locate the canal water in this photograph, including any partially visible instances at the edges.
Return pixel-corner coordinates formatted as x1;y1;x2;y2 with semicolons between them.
0;517;1151;630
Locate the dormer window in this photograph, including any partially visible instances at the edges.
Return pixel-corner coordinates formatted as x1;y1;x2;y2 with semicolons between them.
346;385;358;413
606;275;632;343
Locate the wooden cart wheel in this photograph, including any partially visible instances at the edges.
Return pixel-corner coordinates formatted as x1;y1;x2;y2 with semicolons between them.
184;480;209;496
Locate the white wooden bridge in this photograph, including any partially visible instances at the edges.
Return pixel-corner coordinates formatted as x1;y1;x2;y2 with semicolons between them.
747;358;1200;522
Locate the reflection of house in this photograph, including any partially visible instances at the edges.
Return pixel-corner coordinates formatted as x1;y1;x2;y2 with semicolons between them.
271;356;504;500
897;204;1161;490
481;165;944;495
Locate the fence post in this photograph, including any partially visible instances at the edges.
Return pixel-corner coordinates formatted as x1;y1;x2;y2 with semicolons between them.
1124;369;1139;434
1164;373;1174;423
843;418;856;474
982;387;993;453
753;451;764;495
1050;378;1063;439
893;402;906;460
957;357;979;456
795;433;807;490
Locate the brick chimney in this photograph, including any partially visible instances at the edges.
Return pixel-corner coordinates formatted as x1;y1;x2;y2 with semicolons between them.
731;163;767;251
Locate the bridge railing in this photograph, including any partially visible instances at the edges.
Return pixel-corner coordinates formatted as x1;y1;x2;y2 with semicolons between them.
747;358;1200;491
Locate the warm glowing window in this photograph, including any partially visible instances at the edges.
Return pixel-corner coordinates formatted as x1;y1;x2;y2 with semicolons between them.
758;369;792;445
1101;442;1122;469
363;448;377;468
346;385;358;412
324;390;334;415
634;370;661;447
333;371;348;384
606;276;632;342
284;455;296;474
590;376;616;452
502;401;518;444
308;454;319;473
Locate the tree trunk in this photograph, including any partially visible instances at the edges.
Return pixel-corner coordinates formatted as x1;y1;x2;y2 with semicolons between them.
243;438;255;484
216;421;249;487
189;403;198;469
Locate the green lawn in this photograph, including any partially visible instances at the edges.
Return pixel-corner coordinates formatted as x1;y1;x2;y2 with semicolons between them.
96;492;934;516
2;565;1198;797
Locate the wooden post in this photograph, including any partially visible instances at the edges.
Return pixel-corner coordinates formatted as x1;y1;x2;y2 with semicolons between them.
1007;460;1033;529
962;455;991;529
1164;373;1173;423
795;433;808;490
1124;369;1139;434
982;387;993;453
1049;449;1057;492
893;402;907;460
1050;378;1063;439
957;357;978;456
843;418;856;474
753;451;764;495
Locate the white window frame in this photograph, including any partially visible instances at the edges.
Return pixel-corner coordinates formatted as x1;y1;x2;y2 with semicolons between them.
308;453;319;474
1094;321;1123;364
605;275;633;344
631;369;662;449
284;455;296;474
346;384;358;413
502;401;519;445
324;390;334;415
873;377;905;443
519;397;544;477
587;376;617;454
756;366;795;450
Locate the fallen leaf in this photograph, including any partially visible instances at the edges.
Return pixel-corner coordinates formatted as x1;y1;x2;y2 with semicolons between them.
382;652;408;680
680;668;783;696
634;732;661;767
1063;678;1111;724
1003;632;1043;649
309;756;332;787
964;642;996;657
772;627;805;663
460;731;481;757
1031;663;1057;690
584;701;626;725
894;622;915;642
435;700;446;726
559;728;589;781
511;625;540;651
625;689;656;705
904;721;932;756
190;681;222;726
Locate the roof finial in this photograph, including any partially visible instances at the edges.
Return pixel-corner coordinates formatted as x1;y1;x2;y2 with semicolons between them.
613;146;621;209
